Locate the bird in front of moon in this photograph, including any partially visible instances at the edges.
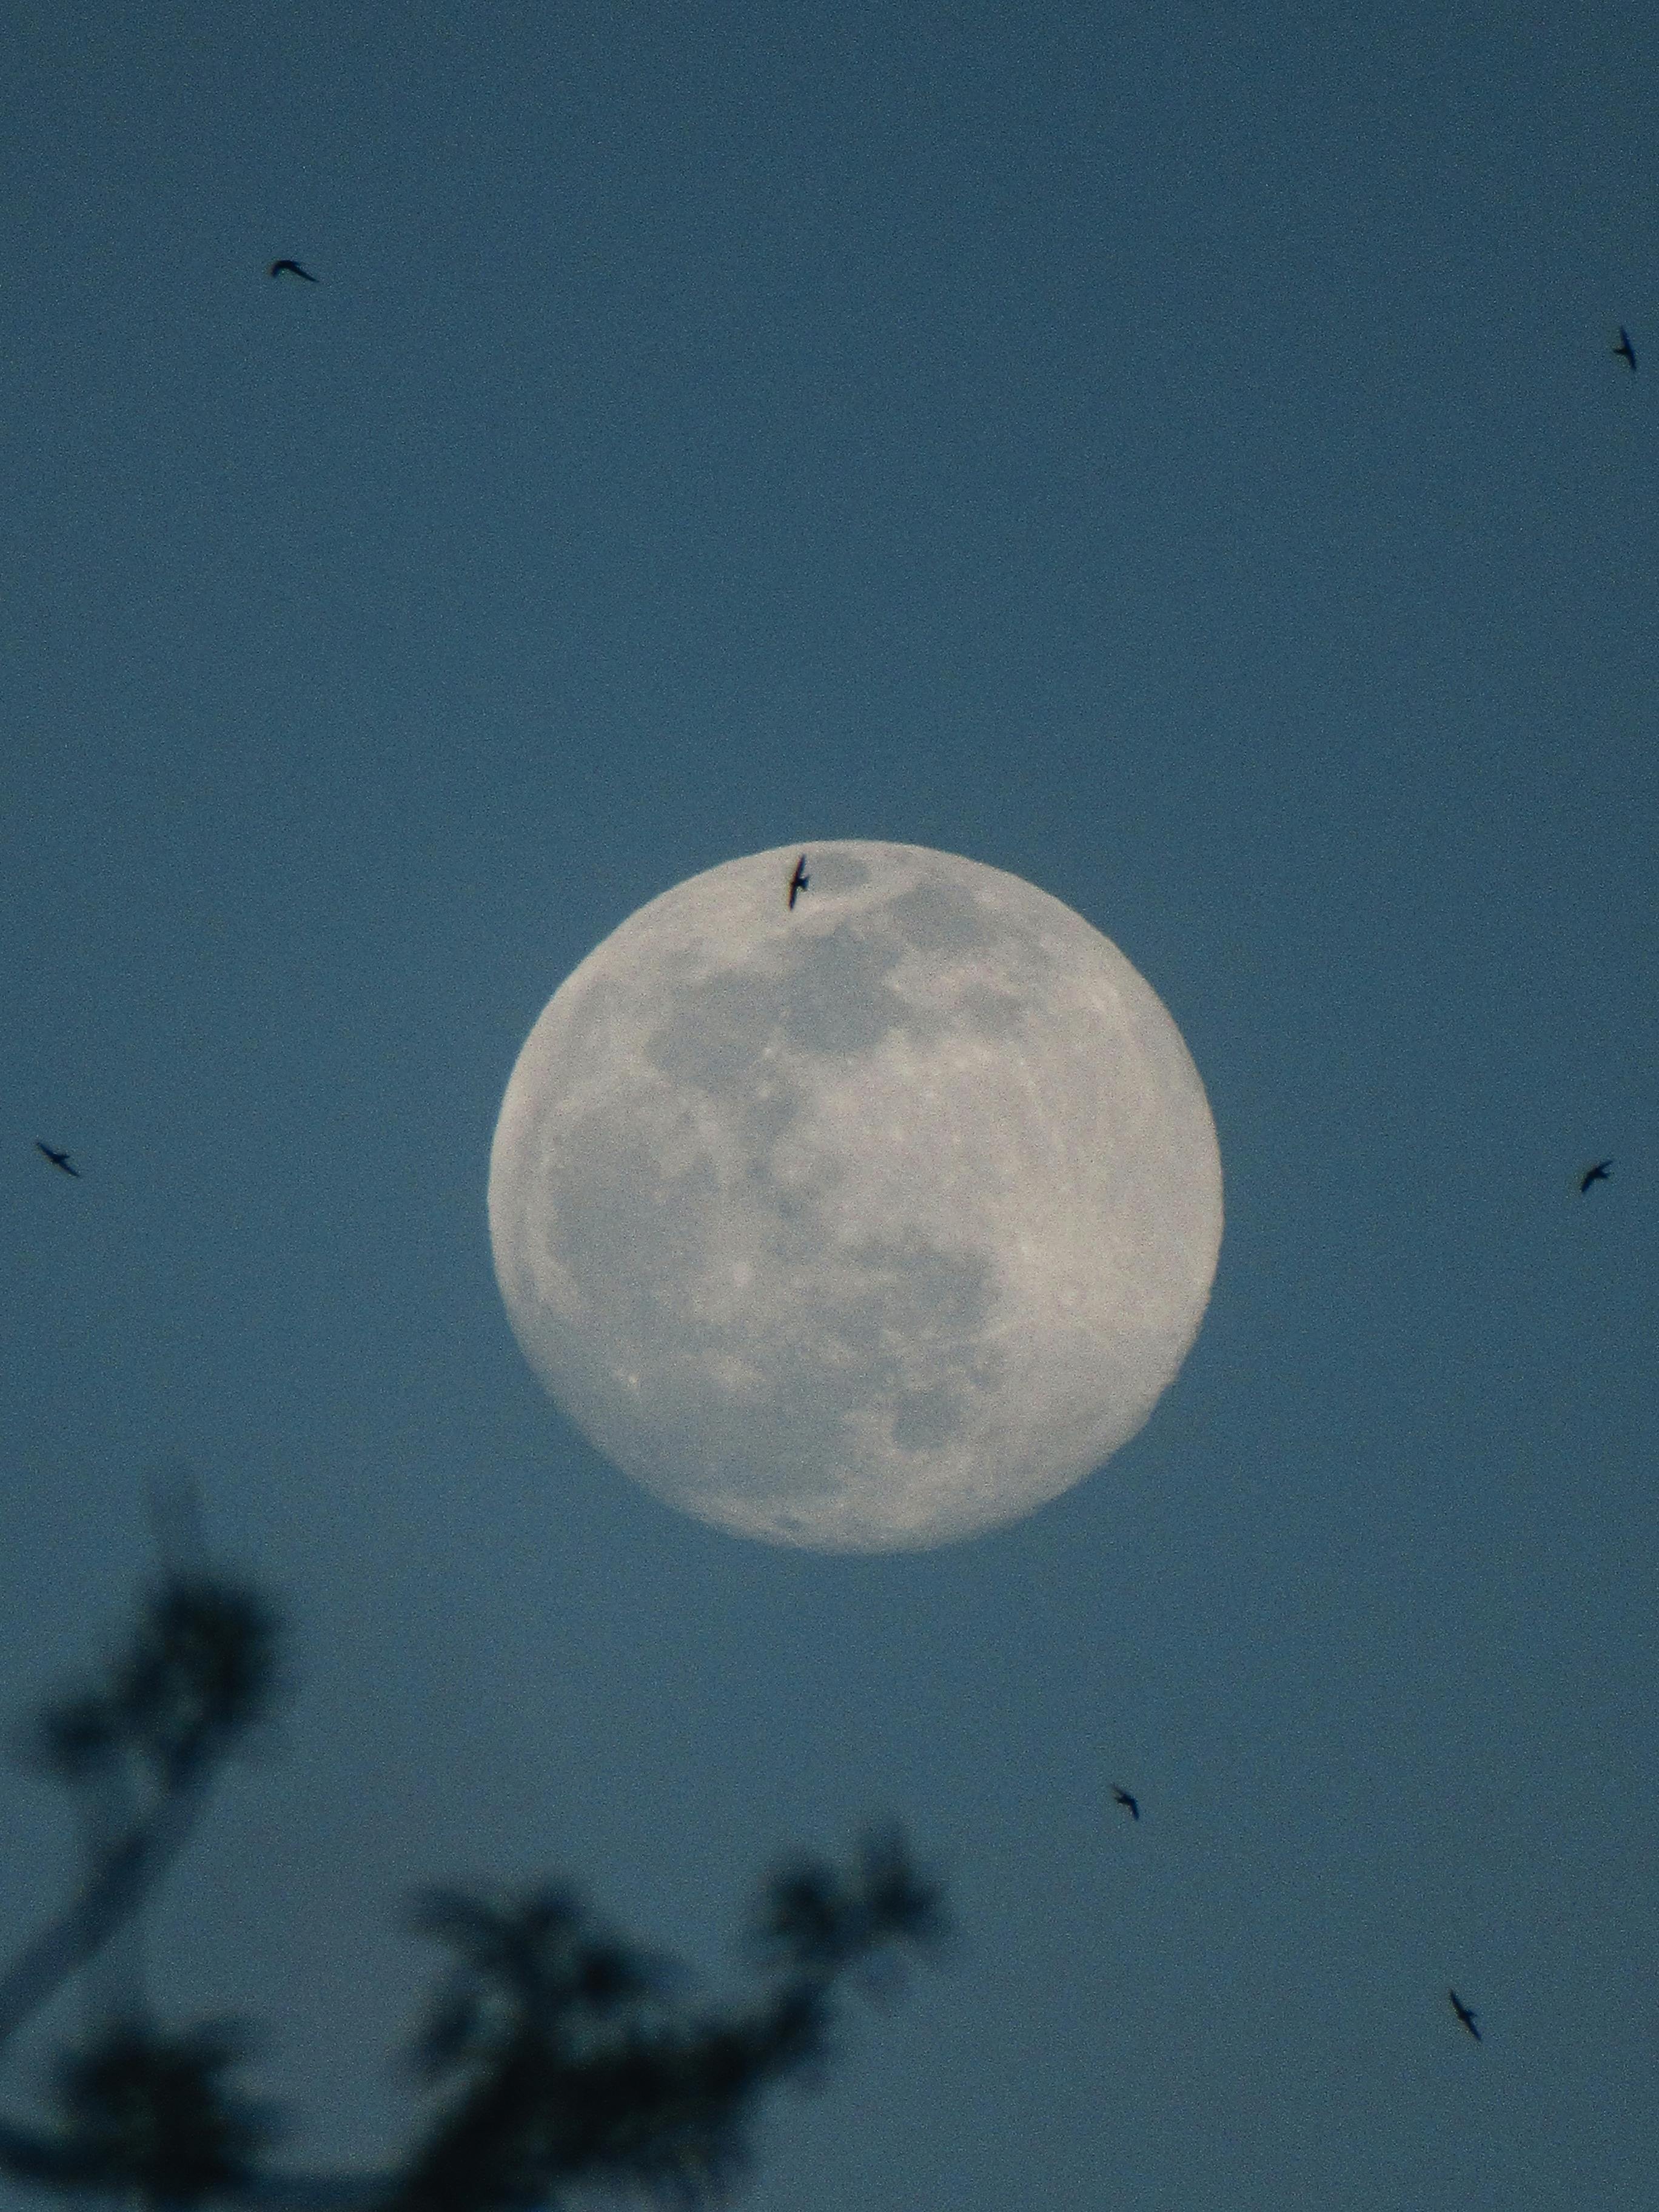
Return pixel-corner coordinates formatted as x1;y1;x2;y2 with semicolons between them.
488;842;1222;1552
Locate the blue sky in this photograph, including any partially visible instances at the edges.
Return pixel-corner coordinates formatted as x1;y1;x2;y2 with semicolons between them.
2;4;1657;2205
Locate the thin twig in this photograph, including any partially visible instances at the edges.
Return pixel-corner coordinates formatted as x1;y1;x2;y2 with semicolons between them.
0;1775;206;2055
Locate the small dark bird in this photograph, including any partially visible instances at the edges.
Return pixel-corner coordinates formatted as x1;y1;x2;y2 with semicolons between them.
1614;326;1637;371
1580;1159;1613;1195
1448;1988;1481;2042
1111;1786;1139;1822
269;259;319;283
787;854;809;910
35;1142;80;1178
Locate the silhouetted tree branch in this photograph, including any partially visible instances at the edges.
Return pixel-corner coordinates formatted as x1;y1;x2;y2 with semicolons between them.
0;1575;279;2056
0;1560;948;2211
386;1829;946;2212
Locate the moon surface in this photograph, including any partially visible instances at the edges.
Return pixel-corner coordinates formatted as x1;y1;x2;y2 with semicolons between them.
488;842;1222;1551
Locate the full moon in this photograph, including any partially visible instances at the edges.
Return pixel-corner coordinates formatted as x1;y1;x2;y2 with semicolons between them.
488;842;1222;1551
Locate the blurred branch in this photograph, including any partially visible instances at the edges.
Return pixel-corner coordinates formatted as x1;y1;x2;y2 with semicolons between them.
385;1829;949;2212
0;1574;279;2056
0;1781;201;2057
752;1823;950;1991
0;1560;948;2212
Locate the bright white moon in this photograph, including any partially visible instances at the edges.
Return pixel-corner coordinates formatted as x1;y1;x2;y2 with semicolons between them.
489;842;1222;1551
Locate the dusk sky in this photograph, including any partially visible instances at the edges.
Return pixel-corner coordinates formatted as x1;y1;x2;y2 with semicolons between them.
3;4;1657;2207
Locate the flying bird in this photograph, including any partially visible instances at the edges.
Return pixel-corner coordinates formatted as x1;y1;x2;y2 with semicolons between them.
1580;1159;1613;1194
787;854;809;910
1111;1786;1139;1821
1614;326;1637;370
1448;1988;1481;2042
269;259;319;283
35;1142;80;1178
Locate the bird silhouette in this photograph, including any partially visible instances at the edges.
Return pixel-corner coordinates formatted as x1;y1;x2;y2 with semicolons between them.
35;1142;80;1178
1448;1988;1481;2042
1111;1786;1139;1821
787;854;809;910
1614;326;1637;370
1580;1159;1613;1195
269;259;319;283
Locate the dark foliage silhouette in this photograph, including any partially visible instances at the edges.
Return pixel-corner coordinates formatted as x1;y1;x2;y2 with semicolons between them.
0;1558;947;2210
0;2019;278;2202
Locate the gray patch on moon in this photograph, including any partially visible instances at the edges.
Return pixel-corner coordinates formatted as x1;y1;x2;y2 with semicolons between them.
646;924;919;1081
549;972;623;1082
892;1387;958;1450
796;845;872;896
646;978;806;1157
882;878;994;956
956;980;1026;1039
535;1119;724;1336
773;925;918;1058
